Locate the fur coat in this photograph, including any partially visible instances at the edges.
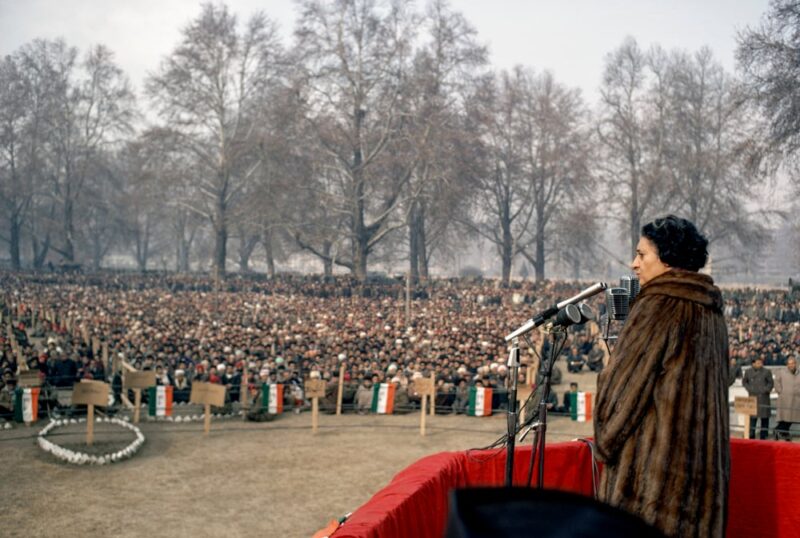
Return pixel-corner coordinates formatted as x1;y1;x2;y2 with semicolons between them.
594;270;730;538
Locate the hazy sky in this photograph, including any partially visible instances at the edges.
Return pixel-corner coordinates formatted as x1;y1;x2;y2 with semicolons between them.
0;0;771;104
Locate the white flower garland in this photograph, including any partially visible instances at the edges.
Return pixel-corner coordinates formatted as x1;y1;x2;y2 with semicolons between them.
38;416;145;465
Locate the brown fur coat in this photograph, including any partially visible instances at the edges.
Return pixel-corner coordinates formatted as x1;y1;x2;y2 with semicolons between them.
594;270;730;538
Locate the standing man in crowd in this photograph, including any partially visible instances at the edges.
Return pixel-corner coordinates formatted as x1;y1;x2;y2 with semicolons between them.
743;356;773;439
774;356;800;441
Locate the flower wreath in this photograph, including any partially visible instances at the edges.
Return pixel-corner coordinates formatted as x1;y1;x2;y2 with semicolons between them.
38;417;145;465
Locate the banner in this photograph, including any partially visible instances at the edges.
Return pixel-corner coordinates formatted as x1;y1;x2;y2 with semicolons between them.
371;383;395;414
147;385;173;417
261;383;284;414
468;386;493;416
569;391;592;422
14;387;39;423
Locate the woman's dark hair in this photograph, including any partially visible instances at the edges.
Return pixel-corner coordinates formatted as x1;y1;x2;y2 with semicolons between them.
641;214;708;271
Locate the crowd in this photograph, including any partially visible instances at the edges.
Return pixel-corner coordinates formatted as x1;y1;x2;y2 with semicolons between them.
1;272;799;430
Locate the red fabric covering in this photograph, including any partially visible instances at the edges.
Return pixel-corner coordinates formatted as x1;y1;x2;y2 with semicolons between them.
333;439;800;538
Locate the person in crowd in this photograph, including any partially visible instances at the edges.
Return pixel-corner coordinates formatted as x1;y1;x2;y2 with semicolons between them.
565;345;586;373
594;215;729;538
728;355;743;386
354;377;373;414
452;379;469;414
173;369;191;403
774;356;800;441
743;356;774;440
560;382;579;414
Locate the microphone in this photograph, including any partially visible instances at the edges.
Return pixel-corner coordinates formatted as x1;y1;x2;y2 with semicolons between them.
576;302;595;324
548;304;582;329
505;282;607;341
556;282;609;310
620;275;640;304
606;288;630;321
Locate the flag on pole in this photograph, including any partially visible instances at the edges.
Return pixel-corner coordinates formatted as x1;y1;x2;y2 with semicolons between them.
148;385;173;417
371;383;395;414
14;387;39;423
569;392;592;422
261;383;284;414
468;386;493;416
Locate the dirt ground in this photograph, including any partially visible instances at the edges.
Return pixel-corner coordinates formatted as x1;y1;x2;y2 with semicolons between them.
1;371;596;538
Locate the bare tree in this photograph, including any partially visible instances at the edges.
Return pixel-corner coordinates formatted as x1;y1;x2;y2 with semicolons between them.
597;38;669;259
47;43;135;264
147;3;283;280
400;0;487;283
737;0;800;171
662;47;770;249
465;68;591;284
293;0;416;281
514;70;592;281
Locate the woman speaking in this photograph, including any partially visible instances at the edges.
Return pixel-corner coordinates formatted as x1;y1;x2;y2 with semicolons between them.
594;215;729;538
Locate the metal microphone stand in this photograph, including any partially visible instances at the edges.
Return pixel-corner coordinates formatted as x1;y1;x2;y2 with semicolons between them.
504;338;520;487
527;325;564;489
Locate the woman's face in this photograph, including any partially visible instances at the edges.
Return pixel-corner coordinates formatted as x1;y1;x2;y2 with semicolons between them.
631;236;670;285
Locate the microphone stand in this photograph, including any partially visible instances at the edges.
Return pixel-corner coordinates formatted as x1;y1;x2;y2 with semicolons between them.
527;325;564;489
504;338;520;487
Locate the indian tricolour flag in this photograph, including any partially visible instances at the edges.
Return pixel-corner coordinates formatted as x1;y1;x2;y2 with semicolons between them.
371;383;395;414
468;386;493;416
14;387;39;423
569;392;592;422
261;383;284;414
148;385;173;417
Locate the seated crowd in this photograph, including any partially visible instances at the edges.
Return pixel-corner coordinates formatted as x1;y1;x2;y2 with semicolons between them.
1;272;799;422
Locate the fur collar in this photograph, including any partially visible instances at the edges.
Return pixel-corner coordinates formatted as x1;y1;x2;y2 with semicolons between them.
637;269;723;312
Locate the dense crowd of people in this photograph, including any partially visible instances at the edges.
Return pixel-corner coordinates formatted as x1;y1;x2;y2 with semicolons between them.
1;271;799;428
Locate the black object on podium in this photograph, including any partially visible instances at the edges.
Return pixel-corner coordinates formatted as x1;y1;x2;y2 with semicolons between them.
444;487;666;538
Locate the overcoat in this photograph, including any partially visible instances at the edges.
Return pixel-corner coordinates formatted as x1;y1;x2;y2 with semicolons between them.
594;270;729;538
743;366;774;419
774;367;800;423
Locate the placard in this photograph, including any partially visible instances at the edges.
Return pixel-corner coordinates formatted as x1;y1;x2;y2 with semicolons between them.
190;382;226;407
124;370;156;390
72;380;110;407
18;371;41;388
414;377;434;396
734;396;758;416
305;379;326;399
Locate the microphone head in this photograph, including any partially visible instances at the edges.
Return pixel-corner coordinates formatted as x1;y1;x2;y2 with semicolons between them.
576;302;595;324
554;303;582;327
620;275;640;303
606;288;630;321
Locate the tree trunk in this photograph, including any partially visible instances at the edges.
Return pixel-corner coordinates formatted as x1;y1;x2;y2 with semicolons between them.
263;228;275;279
352;179;369;281
178;238;191;273
322;240;333;278
32;233;50;270
534;232;545;282
629;180;640;260
9;217;21;270
500;201;513;287
212;191;227;281
417;201;429;281
408;201;420;285
63;197;75;263
501;231;513;287
213;222;227;281
238;234;258;273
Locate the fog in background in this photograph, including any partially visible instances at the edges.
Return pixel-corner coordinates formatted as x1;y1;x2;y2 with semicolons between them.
1;0;797;286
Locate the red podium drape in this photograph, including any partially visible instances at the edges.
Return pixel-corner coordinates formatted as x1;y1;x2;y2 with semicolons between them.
331;439;800;538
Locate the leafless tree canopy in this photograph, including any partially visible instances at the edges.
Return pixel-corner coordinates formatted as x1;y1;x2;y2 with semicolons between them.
0;1;791;283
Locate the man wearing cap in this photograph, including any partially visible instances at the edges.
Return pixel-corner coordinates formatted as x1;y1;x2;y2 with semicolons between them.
743;356;774;439
774;357;800;441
